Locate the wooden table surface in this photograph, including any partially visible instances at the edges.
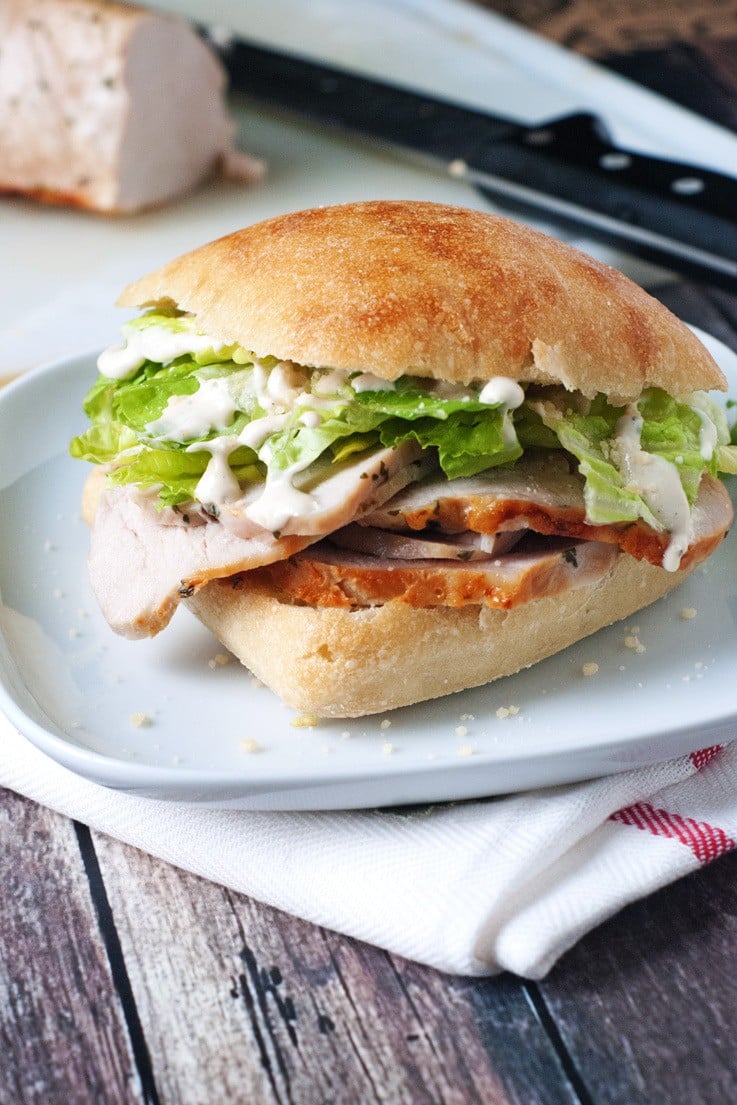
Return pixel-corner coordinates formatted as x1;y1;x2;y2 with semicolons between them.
4;4;737;1103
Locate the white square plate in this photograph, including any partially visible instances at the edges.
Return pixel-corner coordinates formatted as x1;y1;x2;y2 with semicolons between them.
0;334;735;809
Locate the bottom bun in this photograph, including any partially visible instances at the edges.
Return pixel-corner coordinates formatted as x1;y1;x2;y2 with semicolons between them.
187;554;691;718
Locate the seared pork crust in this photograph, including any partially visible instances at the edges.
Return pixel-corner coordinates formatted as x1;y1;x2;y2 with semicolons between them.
187;554;695;718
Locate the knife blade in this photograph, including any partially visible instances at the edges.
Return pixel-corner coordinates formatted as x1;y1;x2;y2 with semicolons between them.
209;34;737;290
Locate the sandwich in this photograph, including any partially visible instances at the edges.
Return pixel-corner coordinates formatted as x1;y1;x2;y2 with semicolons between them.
72;200;736;717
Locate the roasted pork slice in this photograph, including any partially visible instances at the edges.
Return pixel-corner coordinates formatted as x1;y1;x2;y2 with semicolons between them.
87;444;429;638
244;536;620;609
218;444;429;539
89;486;314;639
361;458;733;570
0;0;260;213
330;524;523;561
361;456;586;534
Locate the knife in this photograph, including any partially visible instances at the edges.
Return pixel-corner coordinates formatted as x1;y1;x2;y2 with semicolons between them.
208;34;737;290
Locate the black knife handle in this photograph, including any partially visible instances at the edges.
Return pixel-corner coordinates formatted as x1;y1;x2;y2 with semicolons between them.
219;36;516;157
475;113;737;285
213;34;737;287
513;113;736;221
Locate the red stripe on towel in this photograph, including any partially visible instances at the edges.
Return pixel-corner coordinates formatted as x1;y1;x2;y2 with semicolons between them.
689;746;723;772
610;803;734;864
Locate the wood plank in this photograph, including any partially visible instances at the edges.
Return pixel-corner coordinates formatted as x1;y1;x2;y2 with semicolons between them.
536;850;737;1105
0;791;143;1105
529;278;737;1105
90;831;583;1105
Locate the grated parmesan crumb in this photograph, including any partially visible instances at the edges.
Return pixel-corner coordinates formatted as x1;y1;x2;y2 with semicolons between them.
680;607;697;620
624;635;646;652
379;719;391;731
457;745;475;757
129;712;150;728
291;714;318;729
459;713;475;722
340;731;352;740
496;707;511;719
240;737;261;753
455;725;469;737
381;741;395;755
582;662;599;677
208;653;231;669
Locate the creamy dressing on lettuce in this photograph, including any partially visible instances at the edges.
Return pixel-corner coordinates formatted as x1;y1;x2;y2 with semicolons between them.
478;377;525;449
189;437;242;504
79;313;737;556
689;403;718;460
147;376;238;440
613;405;692;571
98;322;231;381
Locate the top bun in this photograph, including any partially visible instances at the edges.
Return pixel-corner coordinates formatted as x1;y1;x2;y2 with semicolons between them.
119;200;724;400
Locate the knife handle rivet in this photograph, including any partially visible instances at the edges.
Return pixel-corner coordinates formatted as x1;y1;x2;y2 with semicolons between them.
524;128;554;146
600;152;632;171
672;176;705;196
448;159;468;179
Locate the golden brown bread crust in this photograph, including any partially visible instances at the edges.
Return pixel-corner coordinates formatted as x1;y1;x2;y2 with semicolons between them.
186;554;693;718
119;200;724;399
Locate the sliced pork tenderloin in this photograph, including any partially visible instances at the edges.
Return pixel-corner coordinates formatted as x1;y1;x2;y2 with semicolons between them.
241;537;619;609
0;0;260;213
361;457;733;571
87;444;428;638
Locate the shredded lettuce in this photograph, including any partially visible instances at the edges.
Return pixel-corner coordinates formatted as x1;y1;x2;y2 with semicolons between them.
529;388;736;529
353;379;522;478
71;312;737;516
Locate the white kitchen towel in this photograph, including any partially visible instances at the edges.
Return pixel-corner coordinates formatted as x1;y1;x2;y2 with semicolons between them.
2;714;736;978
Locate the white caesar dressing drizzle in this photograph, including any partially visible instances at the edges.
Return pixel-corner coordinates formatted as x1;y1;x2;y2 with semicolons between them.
98;323;230;381
613;404;692;572
478;377;525;449
351;372;396;393
244;464;316;532
315;369;351;395
689;404;718;460
252;360;309;409
478;377;525;409
146;376;238;441
238;413;290;452
189;437;242;505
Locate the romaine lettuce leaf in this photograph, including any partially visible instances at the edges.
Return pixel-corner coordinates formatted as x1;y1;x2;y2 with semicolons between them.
106;444;261;508
354;381;522;477
528;387;733;529
377;410;521;478
72;320;737;518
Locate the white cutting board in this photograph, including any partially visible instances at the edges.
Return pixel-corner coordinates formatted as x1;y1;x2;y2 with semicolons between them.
2;0;736;375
